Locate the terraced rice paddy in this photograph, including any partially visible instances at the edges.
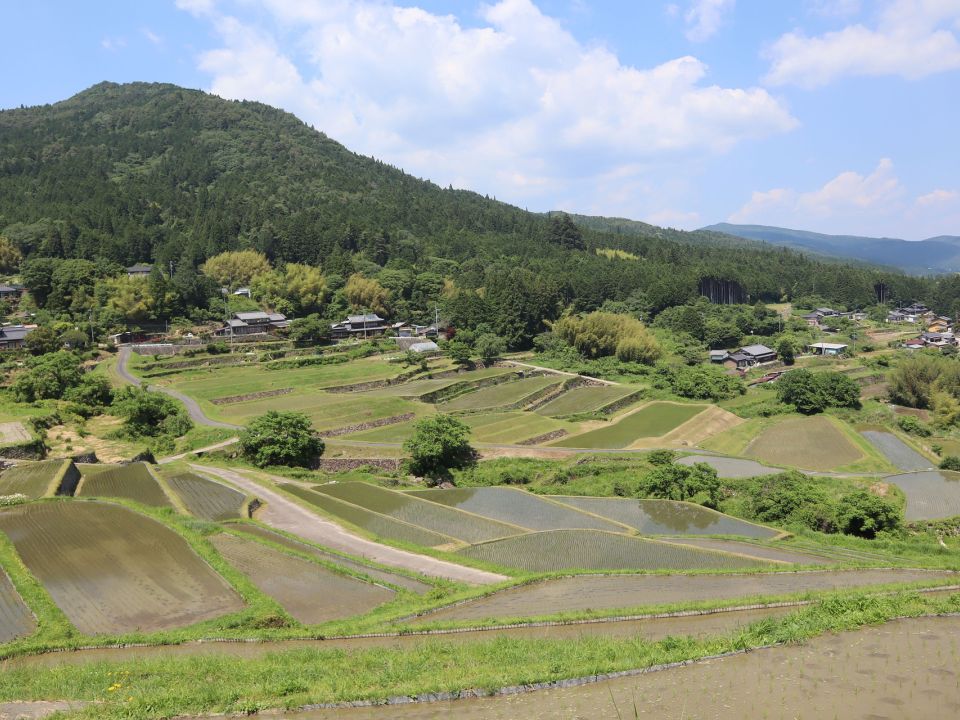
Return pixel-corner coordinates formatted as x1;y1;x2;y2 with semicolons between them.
280;484;457;548
745;416;862;471
552;496;781;539
0;502;243;634
370;368;515;398
408;487;626;532
210;534;395;625
534;384;640;417
860;430;933;471
419;569;957;622
76;462;171;507
442;376;562;411
675;454;782;478
228;524;431;594
314;616;960;719
312;482;523;543
0;568;34;643
218;392;421;431
463;413;571;444
167;473;247;520
658;538;831;565
552;403;707;449
887;470;960;520
457;529;768;572
0;460;72;499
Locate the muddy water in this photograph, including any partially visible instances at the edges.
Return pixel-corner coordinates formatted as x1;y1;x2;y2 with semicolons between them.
296;615;960;719
658;538;832;565
860;431;933;472
0;567;35;643
3;606;796;670
419;569;958;623
887;470;960;520
676;454;782;479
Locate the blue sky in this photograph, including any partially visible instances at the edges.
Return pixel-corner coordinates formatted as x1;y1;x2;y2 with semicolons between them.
4;1;959;239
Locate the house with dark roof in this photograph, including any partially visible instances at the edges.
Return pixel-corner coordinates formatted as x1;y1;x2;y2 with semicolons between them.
214;311;289;337
0;284;24;301
126;263;153;278
739;344;778;364
330;313;389;339
723;352;753;370
0;324;35;350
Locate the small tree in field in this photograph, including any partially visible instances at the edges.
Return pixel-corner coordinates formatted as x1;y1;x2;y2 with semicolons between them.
240;411;325;468
403;414;475;482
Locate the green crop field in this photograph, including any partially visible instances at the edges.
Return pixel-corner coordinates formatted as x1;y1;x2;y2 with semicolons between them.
344;420;417;443
534;384;640;417
441;376;562;411
210;534;394;625
552;496;781;539
0;501;242;634
228;524;432;594
76;462;172;507
167;473;247;520
746;416;864;471
0;460;72;499
280;484;457;548
463;412;575;444
457;529;768;572
552;402;707;448
409;487;628;532
214;391;424;431
369;367;515;398
0;567;35;643
312;482;524;543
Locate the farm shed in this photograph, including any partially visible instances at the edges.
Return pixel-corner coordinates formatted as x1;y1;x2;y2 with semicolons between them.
809;342;848;356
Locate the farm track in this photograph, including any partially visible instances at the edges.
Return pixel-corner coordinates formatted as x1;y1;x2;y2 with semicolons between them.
116;347;242;430
191;465;508;585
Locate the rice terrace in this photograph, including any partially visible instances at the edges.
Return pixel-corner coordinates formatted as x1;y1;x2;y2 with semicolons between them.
2;26;960;718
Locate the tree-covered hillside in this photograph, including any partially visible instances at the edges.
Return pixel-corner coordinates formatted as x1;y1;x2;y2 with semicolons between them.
0;82;957;342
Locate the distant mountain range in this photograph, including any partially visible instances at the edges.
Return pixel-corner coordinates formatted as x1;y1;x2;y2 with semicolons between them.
701;224;960;275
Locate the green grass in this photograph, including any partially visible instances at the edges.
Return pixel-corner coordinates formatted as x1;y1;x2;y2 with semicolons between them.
441;376;562;411
463;412;575;444
312;482;525;543
552;402;707;448
534;384;640;417
457;529;770;572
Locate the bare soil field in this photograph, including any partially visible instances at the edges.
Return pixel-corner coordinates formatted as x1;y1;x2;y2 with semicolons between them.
0;423;30;446
210;534;395;625
659;405;744;447
0;501;243;635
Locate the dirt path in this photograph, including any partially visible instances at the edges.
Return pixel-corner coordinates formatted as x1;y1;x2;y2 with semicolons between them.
116;348;241;431
190;465;507;586
504;361;618;386
158;438;240;465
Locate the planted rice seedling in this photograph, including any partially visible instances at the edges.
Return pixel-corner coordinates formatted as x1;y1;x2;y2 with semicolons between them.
312;482;525;543
0;501;243;634
888;470;960;520
76;462;171;507
552;496;782;539
408;486;627;532
552;402;707;448
0;567;34;643
0;460;76;499
441;376;562;411
280;484;458;548
457;528;769;572
534;384;640;417
167;472;248;521
658;538;832;565
745;416;864;471
210;534;395;625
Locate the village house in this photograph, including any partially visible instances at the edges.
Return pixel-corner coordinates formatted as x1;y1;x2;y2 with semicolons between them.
0;324;35;350
709;350;730;363
927;317;952;333
739;344;778;364
809;342;848;356
214;311;289;338
330;313;389;340
0;284;24;302
723;351;753;370
126;263;153;278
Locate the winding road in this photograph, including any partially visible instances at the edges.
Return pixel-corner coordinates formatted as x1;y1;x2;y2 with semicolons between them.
191;464;508;586
115;347;241;430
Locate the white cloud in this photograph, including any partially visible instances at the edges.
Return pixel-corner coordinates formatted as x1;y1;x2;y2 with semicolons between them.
178;0;795;217
142;28;163;45
806;0;861;18
766;0;960;87
729;159;960;239
684;0;734;42
100;37;127;51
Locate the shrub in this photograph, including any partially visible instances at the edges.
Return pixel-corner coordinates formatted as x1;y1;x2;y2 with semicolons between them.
112;387;193;438
636;462;722;509
403;414;475;482
239;411;325;468
776;369;860;414
940;456;960;471
647;449;676;466
836;490;902;539
896;415;932;437
663;363;745;401
746;471;837;533
11;351;82;402
554;311;661;363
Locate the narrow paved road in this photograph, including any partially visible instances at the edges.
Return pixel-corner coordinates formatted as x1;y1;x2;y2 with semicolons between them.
116;347;241;430
191;465;508;586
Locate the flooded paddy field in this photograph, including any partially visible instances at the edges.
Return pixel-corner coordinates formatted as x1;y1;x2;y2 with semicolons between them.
210;534;395;625
886;470;960;520
675;454;782;479
75;462;171;507
167;472;247;520
299;615;960;719
0;501;243;634
3;605;798;670
418;569;958;623
860;431;933;472
228;524;432;594
658;538;832;565
0;568;34;643
551;496;780;538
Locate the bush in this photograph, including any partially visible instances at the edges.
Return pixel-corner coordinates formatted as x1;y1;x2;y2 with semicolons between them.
746;471;837;533
776;369;860;414
11;351;82;402
239;411;325;468
940;456;960;471
636;462;722;509
554;311;661;363
835;490;902;539
662;363;744;401
112;386;193;438
403;414;475;482
647;449;676;466
474;333;507;364
896;415;932;437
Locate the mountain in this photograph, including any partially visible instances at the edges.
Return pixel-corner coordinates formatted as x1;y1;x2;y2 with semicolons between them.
702;223;960;275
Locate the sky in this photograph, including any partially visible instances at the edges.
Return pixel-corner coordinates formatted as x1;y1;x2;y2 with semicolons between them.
3;0;959;240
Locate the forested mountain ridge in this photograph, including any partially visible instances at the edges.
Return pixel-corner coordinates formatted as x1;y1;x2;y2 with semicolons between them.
704;223;960;275
1;81;958;337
